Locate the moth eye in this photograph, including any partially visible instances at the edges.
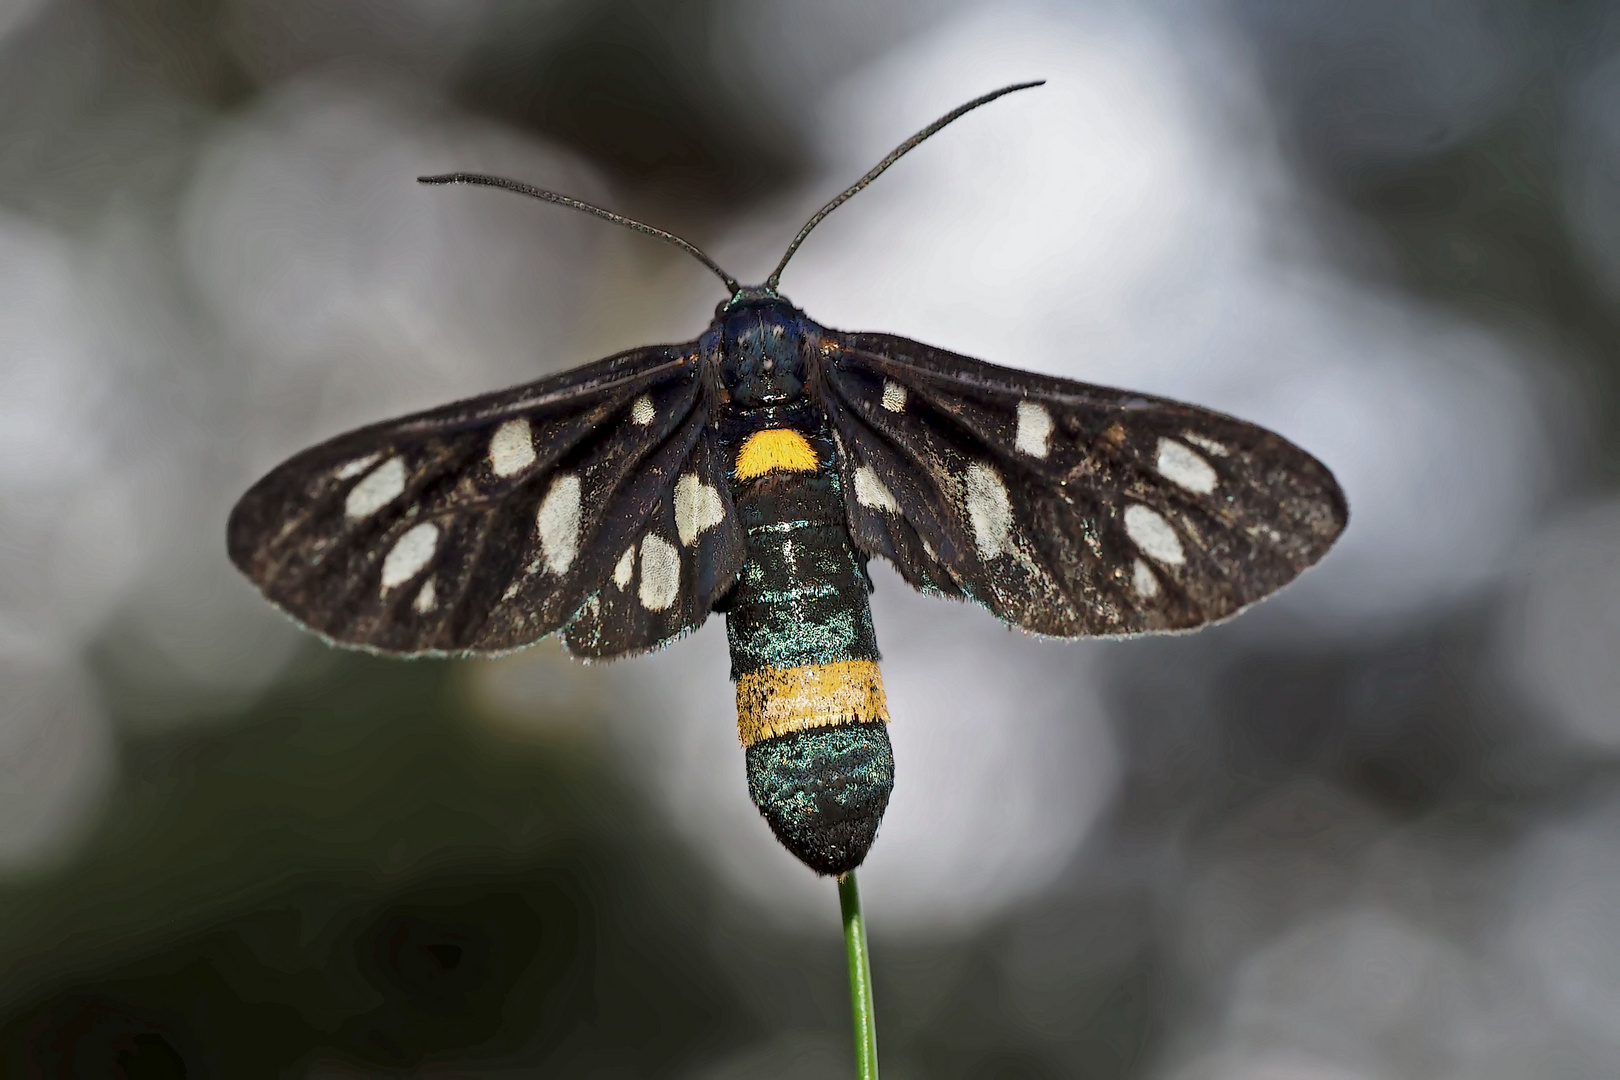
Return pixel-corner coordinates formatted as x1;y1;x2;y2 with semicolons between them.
881;380;907;412
380;522;439;590
638;534;681;611
1014;401;1053;458
853;465;899;513
537;473;582;574
345;456;407;519
964;462;1013;559
1131;558;1160;598
1123;503;1185;566
1155;437;1217;494
674;474;726;545
488;418;536;477
631;394;656;426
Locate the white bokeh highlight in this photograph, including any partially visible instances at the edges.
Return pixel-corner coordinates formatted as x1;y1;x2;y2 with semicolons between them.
1499;497;1620;752
0;214;134;859
1185;904;1551;1080
0;214;147;655
140;69;613;716
722;2;1556;632
182;68;610;445
0;66;617;855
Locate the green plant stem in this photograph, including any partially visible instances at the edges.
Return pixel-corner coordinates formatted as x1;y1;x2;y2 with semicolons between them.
839;870;879;1079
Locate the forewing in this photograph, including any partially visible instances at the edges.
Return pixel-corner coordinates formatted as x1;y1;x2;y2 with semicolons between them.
816;330;1347;636
227;342;743;657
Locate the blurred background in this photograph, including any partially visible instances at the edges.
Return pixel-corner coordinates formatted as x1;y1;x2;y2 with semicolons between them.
2;0;1619;1075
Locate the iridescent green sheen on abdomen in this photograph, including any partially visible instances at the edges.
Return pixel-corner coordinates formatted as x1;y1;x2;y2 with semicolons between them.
724;426;893;875
745;723;894;876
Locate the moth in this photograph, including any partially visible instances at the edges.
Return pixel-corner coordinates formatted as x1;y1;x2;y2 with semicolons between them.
228;83;1347;876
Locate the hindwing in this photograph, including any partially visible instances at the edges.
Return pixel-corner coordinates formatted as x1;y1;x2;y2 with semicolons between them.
227;342;744;657
816;330;1347;636
561;417;742;658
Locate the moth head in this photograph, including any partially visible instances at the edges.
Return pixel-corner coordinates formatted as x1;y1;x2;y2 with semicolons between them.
719;299;808;407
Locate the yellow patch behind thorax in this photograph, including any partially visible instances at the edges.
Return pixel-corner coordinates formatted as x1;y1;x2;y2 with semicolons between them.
735;428;818;481
735;660;890;746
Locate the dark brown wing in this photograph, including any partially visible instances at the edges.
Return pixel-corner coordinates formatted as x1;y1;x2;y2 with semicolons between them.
814;329;1348;637
227;342;744;658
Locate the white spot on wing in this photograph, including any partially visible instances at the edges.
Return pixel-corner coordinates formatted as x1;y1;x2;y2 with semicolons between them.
1181;432;1228;457
488;418;536;477
413;577;437;612
965;462;1013;559
881;380;907;413
537;473;581;574
1156;437;1218;494
336;453;381;480
639;534;680;611
674;474;725;546
1132;558;1159;598
1015;400;1053;458
1124;504;1185;565
631;394;655;426
345;456;406;519
380;522;439;590
613;545;635;588
854;465;899;513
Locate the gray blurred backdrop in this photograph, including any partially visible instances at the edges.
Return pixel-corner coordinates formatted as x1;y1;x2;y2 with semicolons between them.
2;0;1619;1076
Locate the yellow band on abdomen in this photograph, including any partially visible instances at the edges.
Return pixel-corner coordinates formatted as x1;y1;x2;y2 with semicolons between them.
735;428;819;481
735;659;890;747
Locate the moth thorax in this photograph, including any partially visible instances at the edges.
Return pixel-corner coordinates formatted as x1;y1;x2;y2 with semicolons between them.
719;303;807;406
737;660;893;876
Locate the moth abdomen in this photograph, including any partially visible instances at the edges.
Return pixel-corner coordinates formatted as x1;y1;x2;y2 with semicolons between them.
725;423;893;874
736;660;893;875
745;721;894;877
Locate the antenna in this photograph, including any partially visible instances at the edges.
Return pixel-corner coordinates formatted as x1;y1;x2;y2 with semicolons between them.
763;80;1045;292
420;80;1044;301
417;172;742;295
